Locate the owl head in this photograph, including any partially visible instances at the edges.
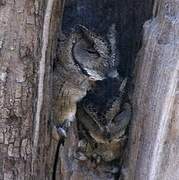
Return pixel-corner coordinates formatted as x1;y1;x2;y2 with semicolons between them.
71;25;118;81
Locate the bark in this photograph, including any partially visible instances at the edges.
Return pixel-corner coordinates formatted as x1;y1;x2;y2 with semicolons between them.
126;0;179;179
1;0;179;180
0;0;64;179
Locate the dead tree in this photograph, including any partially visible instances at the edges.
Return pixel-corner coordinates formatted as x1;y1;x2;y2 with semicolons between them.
0;0;179;180
126;0;179;179
0;0;64;179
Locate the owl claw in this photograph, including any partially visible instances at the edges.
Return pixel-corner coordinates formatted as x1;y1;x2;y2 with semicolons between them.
62;119;72;129
57;127;67;138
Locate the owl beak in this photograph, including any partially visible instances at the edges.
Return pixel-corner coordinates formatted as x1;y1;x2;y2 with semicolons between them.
107;70;119;79
89;76;97;81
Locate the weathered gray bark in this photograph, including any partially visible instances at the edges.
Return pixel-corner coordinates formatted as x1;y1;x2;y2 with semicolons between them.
0;0;64;179
126;0;179;179
1;0;179;180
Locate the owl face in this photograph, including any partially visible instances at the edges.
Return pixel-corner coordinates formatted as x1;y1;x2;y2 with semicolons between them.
72;25;118;81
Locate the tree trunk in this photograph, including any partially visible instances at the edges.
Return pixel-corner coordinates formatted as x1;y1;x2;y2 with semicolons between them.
126;0;179;179
0;0;64;179
1;0;179;180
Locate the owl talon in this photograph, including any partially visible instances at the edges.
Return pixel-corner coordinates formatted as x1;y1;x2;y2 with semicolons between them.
57;127;67;138
92;153;102;164
65;120;72;128
61;119;72;130
75;151;87;161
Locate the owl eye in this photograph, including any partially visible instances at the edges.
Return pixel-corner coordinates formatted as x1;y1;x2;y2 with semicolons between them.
82;47;99;56
85;48;96;53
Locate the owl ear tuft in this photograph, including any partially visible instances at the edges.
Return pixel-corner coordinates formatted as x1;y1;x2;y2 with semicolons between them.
75;24;89;33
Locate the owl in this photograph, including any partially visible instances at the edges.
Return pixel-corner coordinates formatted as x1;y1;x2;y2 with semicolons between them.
52;25;118;139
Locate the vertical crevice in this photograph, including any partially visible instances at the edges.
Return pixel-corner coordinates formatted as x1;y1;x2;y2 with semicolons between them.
52;139;64;180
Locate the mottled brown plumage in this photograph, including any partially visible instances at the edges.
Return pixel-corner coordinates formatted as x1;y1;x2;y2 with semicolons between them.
76;78;131;162
52;25;117;138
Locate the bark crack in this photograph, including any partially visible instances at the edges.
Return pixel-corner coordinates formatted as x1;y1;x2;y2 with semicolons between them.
32;0;55;173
